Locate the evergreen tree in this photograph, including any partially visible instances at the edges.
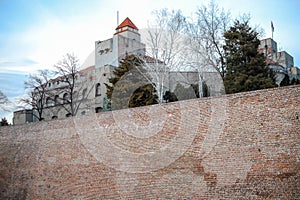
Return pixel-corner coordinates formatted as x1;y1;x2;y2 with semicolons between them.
291;77;300;85
173;83;197;100
128;84;158;108
280;74;290;87
0;117;9;126
191;82;210;98
105;55;158;110
105;55;143;100
163;91;178;103
223;20;276;94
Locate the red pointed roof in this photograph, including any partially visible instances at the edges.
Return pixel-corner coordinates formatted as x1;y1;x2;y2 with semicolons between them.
116;17;138;30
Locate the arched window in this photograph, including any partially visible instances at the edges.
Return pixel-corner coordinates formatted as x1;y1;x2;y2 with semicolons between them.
63;93;69;104
95;107;102;113
95;83;101;96
46;97;53;107
54;95;59;105
34;87;39;92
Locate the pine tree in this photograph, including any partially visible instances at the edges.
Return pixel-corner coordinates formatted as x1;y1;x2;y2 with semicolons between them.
280;74;290;87
105;55;143;99
291;77;300;85
128;84;158;108
191;82;210;98
105;55;158;110
223;20;276;94
0;117;9;126
163;91;178;102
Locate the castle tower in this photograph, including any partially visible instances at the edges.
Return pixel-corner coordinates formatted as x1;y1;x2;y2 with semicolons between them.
95;17;145;68
258;38;277;58
115;17;141;42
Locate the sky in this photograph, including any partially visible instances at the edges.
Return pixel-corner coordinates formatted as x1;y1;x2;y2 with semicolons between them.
0;0;300;123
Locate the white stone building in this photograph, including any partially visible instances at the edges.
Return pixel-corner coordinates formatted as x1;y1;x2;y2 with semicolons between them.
14;17;146;124
13;17;224;125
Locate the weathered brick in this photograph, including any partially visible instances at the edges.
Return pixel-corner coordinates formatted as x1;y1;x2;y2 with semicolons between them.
0;85;299;199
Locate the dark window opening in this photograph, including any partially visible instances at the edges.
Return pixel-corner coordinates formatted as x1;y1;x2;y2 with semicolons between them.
54;95;59;105
63;93;69;104
95;107;103;113
95;83;101;96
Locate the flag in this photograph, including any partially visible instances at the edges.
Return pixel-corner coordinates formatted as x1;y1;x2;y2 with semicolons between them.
271;21;274;32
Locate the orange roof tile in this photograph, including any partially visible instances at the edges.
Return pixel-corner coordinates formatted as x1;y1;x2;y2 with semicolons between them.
116;17;138;30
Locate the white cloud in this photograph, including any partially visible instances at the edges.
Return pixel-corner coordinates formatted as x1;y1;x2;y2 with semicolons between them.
16;7;117;71
0;58;40;74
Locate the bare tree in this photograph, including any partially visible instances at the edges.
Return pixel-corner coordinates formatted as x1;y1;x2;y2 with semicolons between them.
0;90;9;106
20;70;53;121
185;0;231;79
53;53;91;116
0;90;11;113
142;8;187;103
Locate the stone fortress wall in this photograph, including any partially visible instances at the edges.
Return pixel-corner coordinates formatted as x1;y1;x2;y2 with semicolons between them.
1;85;299;199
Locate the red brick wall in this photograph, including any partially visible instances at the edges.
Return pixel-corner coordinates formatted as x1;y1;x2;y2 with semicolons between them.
1;85;299;199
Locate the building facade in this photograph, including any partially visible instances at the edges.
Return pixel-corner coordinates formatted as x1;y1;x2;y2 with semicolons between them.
258;38;299;85
13;109;33;125
258;38;294;68
14;18;146;124
14;17;224;124
14;18;234;124
14;20;300;125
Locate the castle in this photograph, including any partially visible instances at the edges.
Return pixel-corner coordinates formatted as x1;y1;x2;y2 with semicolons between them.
13;18;299;125
13;18;224;125
258;38;300;85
